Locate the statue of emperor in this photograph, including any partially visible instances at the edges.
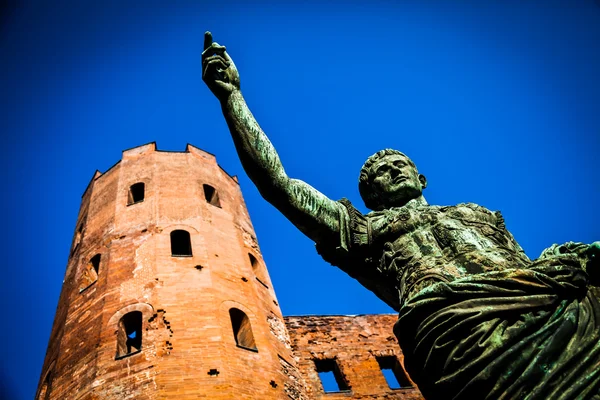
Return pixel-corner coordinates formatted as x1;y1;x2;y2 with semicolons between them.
201;32;600;400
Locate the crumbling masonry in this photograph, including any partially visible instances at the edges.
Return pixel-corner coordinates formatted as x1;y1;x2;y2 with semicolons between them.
36;143;424;399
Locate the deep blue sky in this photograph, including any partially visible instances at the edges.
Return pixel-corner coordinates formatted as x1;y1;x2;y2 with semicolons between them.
1;1;599;398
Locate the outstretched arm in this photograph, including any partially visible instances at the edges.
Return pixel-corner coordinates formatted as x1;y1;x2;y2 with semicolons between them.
202;32;341;244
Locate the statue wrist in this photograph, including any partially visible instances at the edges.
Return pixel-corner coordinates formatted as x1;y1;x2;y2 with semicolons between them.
219;88;242;106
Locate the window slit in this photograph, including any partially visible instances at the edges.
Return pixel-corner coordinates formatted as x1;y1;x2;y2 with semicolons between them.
80;254;101;292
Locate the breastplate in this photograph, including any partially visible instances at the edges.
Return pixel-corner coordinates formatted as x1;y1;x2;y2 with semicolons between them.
371;203;530;302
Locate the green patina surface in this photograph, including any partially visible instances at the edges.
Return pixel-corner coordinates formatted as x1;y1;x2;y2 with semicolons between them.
202;31;600;400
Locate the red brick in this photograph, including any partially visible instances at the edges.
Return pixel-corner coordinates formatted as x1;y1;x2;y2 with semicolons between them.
36;143;424;400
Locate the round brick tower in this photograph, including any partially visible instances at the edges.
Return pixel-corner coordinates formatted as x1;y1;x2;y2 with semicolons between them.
36;143;307;399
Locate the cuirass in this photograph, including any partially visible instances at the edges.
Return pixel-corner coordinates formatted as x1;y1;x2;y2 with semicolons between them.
368;203;531;302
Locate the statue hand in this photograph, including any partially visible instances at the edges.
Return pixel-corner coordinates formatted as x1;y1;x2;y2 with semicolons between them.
202;32;240;102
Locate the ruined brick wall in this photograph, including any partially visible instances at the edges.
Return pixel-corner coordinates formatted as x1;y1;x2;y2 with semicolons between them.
285;315;424;400
37;142;427;400
36;143;307;399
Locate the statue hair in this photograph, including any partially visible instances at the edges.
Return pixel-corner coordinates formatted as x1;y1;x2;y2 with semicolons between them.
358;149;415;210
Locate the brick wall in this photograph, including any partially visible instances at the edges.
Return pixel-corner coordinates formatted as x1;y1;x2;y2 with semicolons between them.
285;315;424;400
36;143;425;399
36;143;307;399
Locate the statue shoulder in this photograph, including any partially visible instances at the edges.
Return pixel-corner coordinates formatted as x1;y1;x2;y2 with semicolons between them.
441;202;500;220
339;198;369;245
453;202;495;213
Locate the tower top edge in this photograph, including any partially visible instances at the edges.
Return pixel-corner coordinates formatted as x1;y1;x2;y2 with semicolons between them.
81;142;239;197
119;142;215;156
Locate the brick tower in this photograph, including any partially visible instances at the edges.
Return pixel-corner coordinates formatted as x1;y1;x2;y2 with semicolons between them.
36;143;307;399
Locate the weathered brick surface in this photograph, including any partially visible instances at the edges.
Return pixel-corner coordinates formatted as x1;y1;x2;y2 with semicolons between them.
37;143;425;399
37;143;306;399
285;315;424;400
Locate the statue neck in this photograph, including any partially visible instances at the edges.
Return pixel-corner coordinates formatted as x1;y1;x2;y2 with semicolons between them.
379;195;428;210
403;195;428;208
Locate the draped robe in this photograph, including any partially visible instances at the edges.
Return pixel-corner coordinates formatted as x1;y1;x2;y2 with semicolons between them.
317;199;600;400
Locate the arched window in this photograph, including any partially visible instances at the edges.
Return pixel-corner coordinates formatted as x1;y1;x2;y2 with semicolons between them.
170;230;192;256
249;253;269;288
203;184;221;207
229;308;257;351
127;182;145;205
79;254;101;292
116;311;142;359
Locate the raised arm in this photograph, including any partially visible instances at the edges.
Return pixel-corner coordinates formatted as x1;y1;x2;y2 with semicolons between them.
201;32;341;244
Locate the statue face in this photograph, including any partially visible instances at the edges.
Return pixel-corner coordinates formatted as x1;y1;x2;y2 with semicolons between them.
370;154;425;208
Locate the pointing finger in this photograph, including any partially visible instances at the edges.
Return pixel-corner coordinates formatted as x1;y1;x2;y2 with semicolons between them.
204;31;213;51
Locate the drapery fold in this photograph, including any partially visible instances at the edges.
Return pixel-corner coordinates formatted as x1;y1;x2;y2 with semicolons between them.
396;258;600;400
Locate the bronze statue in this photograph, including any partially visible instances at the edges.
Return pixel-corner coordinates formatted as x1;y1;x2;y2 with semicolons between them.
202;32;600;400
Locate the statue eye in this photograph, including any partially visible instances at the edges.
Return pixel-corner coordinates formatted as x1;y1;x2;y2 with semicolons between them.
376;165;388;173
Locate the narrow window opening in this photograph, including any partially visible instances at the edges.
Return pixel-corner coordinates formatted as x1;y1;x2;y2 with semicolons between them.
314;358;350;393
203;184;221;207
127;182;145;205
376;356;412;389
256;277;269;289
71;224;83;254
249;253;269;288
116;311;142;359
229;308;257;351
249;253;258;269
170;230;192;257
79;254;101;292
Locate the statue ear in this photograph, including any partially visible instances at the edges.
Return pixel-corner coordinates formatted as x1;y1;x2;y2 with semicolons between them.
419;174;427;189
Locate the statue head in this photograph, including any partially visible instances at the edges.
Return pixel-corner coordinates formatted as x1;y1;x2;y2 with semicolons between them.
359;149;427;211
